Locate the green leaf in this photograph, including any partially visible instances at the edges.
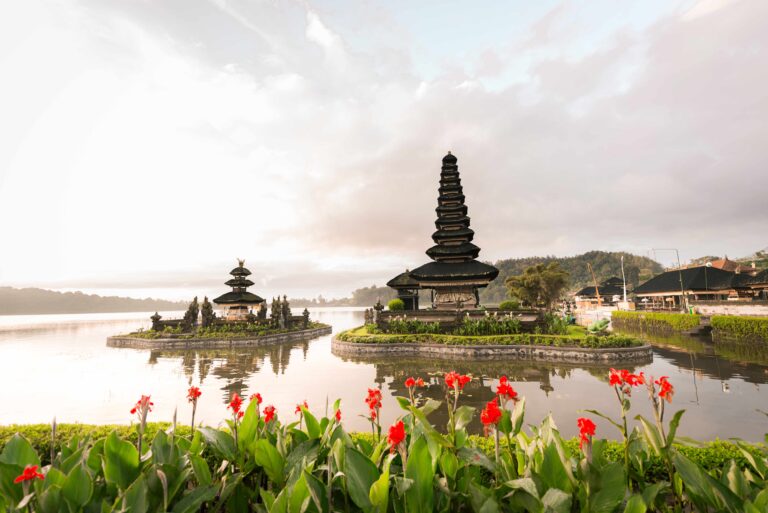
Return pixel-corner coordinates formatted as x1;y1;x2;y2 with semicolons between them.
405;436;434;513
498;410;513;436
288;473;311;513
302;407;321;439
635;416;664;456
454;406;475;431
198;427;236;462
582;409;622;431
303;470;329;513
665;409;686;448
253;439;286;487
512;397;526;435
38;484;63;513
238;400;260;449
122;474;148;513
344;446;379;510
370;454;393;513
539;442;572;493
62;463;92;507
590;462;626;513
503;477;539;499
103;431;139;490
395;396;411;411
190;455;211;486
541;488;571;513
439;451;458;480
171;485;218;513
458;447;496;473
672;452;743;513
0;434;39;467
623;494;646;513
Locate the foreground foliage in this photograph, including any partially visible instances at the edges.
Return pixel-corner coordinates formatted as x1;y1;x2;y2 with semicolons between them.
1;371;767;512
611;311;701;333
711;315;768;341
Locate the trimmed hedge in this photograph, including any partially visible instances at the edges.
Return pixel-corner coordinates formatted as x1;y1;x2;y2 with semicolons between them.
3;423;763;483
337;327;643;348
612;311;700;332
711;315;768;341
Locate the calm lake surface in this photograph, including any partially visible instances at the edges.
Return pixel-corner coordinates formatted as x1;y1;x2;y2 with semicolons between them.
1;308;767;441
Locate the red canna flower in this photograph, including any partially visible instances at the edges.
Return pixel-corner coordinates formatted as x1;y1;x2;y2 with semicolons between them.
263;405;276;423
445;371;471;390
370;409;377;421
335;409;342;422
130;395;153;415
480;398;502;435
656;376;674;403
187;386;202;403
577;417;596;450
14;465;44;484
405;377;415;387
496;376;518;403
609;369;645;389
365;388;382;411
295;400;308;415
387;420;406;453
250;393;262;404
416;378;425;387
228;393;244;418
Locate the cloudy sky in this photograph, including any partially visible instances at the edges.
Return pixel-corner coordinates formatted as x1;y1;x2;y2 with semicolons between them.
1;0;766;300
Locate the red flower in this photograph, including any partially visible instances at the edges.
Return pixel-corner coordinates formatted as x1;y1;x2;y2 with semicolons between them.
608;369;645;388
577;417;596;449
263;405;276;423
295;400;308;415
370;410;377;421
387;420;406;453
250;393;262;404
405;377;415;387
187;386;202;403
480;398;502;433
335;409;342;422
14;465;44;484
416;378;424;387
228;393;244;417
656;376;674;403
496;376;518;402
130;395;153;415
365;388;382;411
445;371;471;390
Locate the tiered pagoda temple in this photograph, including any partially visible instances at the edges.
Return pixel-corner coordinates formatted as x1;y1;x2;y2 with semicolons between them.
213;259;265;320
386;269;420;310
407;152;499;309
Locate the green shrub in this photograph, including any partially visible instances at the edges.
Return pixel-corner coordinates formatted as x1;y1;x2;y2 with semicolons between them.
711;315;768;341
498;299;520;311
387;298;405;311
452;315;522;336
612;311;700;332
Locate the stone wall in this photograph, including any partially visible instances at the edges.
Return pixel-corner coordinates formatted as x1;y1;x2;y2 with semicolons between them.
691;301;768;317
107;325;332;350
331;336;652;363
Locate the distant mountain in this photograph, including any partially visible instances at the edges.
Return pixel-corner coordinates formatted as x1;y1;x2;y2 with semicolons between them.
0;287;186;315
480;251;664;304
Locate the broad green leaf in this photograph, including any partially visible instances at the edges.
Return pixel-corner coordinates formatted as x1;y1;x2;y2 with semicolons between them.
122;474;148;513
395;396;411;411
405;436;434;513
504;477;539;499
253;439;286;487
512;397;526;435
303;470;329;513
665;409;686;448
103;431;139;490
590;462;626;513
190;455;211;486
198;427;236;462
43;467;66;488
171;485;217;513
454;406;475;431
498;410;513;436
725;459;750;498
623;494;646;513
238;400;260;448
62;463;92;507
37;485;63;513
458;447;496;473
370;454;393;513
635;416;664;456
673;452;743;513
439;451;458;480
344;446;379;510
0;434;39;468
302;407;321;439
539;442;572;493
288;473;311;513
541;488;571;513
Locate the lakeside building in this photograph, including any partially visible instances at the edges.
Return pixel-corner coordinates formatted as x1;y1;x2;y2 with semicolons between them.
386;270;420;311
390;153;499;310
213;260;265;320
573;277;626;307
634;263;768;309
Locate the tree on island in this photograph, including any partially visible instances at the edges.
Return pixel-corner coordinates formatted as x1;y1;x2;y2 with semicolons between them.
200;297;216;328
505;263;569;310
182;296;199;331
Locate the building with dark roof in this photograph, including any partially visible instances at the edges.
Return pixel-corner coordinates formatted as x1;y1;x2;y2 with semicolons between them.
386;270;420;310
213;259;265;320
574;277;625;305
407;153;499;309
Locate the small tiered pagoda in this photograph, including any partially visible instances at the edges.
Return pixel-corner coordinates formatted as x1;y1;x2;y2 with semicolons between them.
409;152;499;309
213;259;265;321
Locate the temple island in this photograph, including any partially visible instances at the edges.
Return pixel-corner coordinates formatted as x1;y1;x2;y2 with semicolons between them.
107;260;331;349
334;153;650;362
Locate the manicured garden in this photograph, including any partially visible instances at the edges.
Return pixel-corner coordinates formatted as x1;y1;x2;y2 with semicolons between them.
611;311;701;333
125;321;329;340
3;370;766;512
711;315;768;342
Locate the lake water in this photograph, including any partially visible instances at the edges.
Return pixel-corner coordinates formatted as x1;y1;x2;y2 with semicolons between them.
1;308;767;441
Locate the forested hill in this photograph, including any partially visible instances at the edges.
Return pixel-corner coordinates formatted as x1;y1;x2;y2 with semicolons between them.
0;287;186;315
480;251;663;304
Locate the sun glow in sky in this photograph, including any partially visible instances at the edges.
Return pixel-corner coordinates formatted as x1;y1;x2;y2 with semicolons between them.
1;0;766;300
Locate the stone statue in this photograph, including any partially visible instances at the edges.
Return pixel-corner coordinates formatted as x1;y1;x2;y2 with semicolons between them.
151;312;162;331
373;299;384;324
302;308;310;328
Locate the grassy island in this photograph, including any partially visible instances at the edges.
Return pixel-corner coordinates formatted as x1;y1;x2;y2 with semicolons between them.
122;321;329;340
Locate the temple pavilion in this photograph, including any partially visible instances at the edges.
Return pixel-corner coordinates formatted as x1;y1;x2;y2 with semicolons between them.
386;269;420;310
213;259;265;321
406;152;499;309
